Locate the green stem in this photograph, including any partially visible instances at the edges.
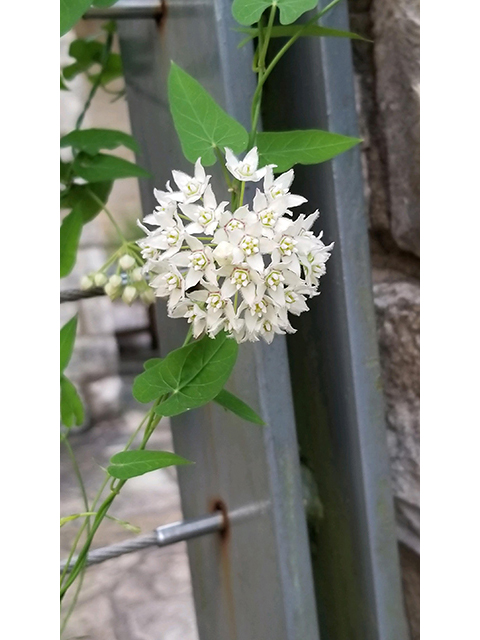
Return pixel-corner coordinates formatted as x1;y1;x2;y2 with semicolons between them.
60;568;86;637
87;189;127;244
239;181;246;207
249;6;331;148
61;435;91;536
75;31;114;130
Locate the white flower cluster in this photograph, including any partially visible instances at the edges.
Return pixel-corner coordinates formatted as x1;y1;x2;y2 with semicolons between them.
138;148;333;343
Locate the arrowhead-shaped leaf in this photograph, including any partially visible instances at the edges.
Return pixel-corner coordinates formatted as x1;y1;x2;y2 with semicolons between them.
60;209;83;277
73;153;150;182
214;389;265;425
257;129;361;172
108;450;192;480
133;333;238;417
168;62;248;165
60;129;140;156
237;23;369;43
232;0;319;26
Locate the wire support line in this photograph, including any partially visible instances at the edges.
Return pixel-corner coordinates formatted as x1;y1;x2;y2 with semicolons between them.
60;512;224;573
60;287;106;303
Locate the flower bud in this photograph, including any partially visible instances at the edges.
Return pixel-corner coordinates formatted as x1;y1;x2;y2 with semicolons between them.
109;274;122;289
122;285;138;305
94;272;108;287
140;288;155;305
119;254;136;271
131;267;144;282
104;282;119;299
213;241;234;266
80;275;93;291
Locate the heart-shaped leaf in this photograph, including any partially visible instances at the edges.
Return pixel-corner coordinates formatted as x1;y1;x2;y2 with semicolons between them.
168;62;248;165
108;450;192;480
257;129;361;172
232;0;319;26
133;332;238;417
61;129;140;156
214;389;265;425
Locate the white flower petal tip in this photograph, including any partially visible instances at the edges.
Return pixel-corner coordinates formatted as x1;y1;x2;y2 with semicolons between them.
138;155;333;343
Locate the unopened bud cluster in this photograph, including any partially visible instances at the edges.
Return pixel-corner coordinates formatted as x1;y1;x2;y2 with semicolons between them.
81;250;154;306
138;148;333;343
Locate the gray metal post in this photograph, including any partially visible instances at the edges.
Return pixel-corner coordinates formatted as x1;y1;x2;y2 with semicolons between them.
261;2;410;639
117;2;321;639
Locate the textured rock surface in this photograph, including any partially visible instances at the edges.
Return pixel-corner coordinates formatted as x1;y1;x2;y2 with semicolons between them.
349;2;420;636
374;280;420;553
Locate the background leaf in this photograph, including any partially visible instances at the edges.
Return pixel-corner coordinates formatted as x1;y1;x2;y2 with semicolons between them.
238;23;369;42
92;0;119;6
88;52;123;85
60;181;113;223
232;0;319;26
214;389;265;425
168;62;248;165
60;375;85;428
63;40;103;80
257;129;361;172
60;129;140;156
143;358;162;370
60;0;92;37
133;333;238;417
60;209;83;277
60;315;78;373
72;152;150;182
108;450;192;480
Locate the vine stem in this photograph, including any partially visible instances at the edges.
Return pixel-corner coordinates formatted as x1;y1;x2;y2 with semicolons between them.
248;4;337;148
87;188;127;244
61;330;195;601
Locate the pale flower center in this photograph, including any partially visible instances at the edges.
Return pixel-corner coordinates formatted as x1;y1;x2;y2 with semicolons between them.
198;209;214;226
165;273;180;291
263;320;273;333
207;292;224;310
226;218;245;232
252;299;268;316
166;227;180;245
231;268;250;288
285;291;297;305
279;235;296;256
186;180;201;196
265;270;283;290
190;251;209;271
239;235;259;256
259;209;276;227
239;163;253;177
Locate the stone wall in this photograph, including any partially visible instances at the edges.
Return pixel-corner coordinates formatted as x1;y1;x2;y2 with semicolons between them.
349;0;420;636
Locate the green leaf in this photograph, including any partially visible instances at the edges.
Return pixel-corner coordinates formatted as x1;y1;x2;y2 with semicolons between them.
60;181;113;223
60;512;97;527
60;315;78;373
72;152;151;182
143;358;162;370
60;0;92;36
168;62;248;165
214;389;265;425
61;129;139;156
88;52;123;85
60;160;73;184
232;0;319;26
60;74;69;90
60;209;83;277
107;450;192;480
60;375;85;428
63;40;103;80
133;332;238;417
92;0;119;7
237;23;369;43
257;129;361;172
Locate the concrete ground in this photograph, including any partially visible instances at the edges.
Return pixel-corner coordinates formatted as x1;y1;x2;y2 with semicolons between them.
60;381;199;640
